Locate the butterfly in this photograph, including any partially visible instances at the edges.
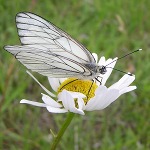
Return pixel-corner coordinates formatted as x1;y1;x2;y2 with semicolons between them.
5;12;140;81
4;12;107;81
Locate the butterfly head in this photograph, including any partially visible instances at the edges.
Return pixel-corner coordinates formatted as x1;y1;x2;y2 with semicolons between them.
99;65;107;75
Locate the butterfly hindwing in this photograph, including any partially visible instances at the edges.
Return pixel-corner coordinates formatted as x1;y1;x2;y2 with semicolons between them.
5;45;93;78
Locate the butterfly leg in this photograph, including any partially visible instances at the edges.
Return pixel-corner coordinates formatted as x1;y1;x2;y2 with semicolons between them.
60;78;79;90
95;76;103;85
86;79;94;102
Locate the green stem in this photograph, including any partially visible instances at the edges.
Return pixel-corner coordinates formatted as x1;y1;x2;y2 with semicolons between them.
51;112;75;150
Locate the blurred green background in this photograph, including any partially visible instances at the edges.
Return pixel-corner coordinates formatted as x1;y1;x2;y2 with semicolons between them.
0;0;150;149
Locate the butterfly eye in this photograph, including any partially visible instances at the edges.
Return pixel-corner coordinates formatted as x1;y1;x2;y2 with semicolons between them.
100;66;107;74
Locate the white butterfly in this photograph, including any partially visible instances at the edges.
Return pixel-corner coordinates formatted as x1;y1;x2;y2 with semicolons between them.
4;12;108;80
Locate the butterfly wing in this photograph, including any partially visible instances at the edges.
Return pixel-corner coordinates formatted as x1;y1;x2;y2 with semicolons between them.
4;12;96;78
5;45;93;78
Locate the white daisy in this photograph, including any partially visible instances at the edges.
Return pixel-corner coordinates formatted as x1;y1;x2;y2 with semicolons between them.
20;54;136;115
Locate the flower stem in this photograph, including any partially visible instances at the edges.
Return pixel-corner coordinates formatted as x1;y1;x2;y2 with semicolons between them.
51;112;75;150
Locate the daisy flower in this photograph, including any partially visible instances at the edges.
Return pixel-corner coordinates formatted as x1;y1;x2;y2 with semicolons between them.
20;54;136;115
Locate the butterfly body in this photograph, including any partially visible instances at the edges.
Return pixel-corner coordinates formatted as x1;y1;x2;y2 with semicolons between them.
4;12;107;80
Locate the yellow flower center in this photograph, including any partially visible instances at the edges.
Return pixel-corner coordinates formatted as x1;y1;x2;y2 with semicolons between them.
57;78;98;103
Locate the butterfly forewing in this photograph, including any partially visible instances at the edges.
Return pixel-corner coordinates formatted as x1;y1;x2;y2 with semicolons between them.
5;12;96;79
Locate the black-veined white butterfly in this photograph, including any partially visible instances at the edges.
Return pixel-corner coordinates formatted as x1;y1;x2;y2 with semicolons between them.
4;12;107;81
4;12;141;82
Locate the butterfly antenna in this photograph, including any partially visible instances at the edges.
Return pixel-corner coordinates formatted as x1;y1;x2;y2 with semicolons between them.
106;66;133;76
105;48;142;67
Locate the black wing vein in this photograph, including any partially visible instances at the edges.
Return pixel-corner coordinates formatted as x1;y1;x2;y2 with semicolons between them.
4;12;97;78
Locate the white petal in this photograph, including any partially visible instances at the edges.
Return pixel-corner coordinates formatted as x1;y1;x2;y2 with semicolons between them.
99;89;119;109
26;71;56;97
85;86;107;110
20;99;47;107
67;91;86;99
48;78;60;92
95;85;107;95
60;90;85;115
85;86;119;111
101;57;117;85
110;74;135;89
120;75;135;88
59;90;74;110
85;93;105;111
86;75;137;111
95;57;117;85
20;99;67;114
119;86;136;95
92;53;98;63
98;56;105;65
75;110;85;115
46;106;68;113
41;93;62;107
77;97;86;110
61;91;80;113
59;78;67;83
